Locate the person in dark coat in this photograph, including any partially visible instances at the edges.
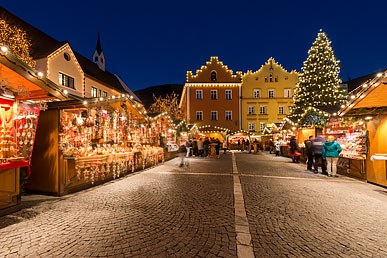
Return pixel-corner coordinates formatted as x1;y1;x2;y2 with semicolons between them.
178;144;187;167
192;139;198;156
269;138;274;154
289;136;300;163
215;138;220;157
242;139;246;152
312;134;327;174
203;138;210;157
237;139;241;151
304;135;314;171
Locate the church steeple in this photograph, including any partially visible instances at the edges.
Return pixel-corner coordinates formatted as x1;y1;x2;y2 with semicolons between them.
93;33;105;71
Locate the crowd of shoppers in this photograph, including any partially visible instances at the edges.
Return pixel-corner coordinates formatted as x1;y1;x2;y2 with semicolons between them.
303;134;342;177
178;137;227;165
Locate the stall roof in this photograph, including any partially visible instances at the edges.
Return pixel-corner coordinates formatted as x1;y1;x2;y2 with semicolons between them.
0;52;69;100
339;71;387;116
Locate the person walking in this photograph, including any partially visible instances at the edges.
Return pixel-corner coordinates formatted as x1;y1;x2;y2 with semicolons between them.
289;136;300;163
242;139;246;152
178;144;187;167
185;140;192;158
312;134;327;174
223;140;228;154
246;139;250;152
304;135;314;171
237;139;241;151
197;138;204;157
275;139;281;156
323;136;342;177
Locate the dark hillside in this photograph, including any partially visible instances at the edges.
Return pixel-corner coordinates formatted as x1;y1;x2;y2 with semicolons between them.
134;84;184;108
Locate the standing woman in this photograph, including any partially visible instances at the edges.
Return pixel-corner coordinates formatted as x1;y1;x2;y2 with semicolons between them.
322;136;342;177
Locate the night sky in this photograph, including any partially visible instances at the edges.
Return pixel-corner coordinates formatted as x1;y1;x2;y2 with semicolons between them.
2;1;386;90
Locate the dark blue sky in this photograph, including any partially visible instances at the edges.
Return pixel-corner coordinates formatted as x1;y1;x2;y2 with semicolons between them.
3;1;386;90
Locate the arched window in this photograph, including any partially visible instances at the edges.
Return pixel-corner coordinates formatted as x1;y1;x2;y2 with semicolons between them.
101;57;104;63
211;71;217;81
94;56;98;62
269;74;273;82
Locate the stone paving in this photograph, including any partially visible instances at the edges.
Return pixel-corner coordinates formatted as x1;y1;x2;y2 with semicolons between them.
1;151;387;257
237;152;387;257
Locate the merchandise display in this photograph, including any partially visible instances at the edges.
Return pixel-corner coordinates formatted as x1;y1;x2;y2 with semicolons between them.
0;99;39;166
336;132;367;160
58;104;169;184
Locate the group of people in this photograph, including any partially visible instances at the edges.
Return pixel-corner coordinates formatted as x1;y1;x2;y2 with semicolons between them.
178;138;228;167
300;134;342;177
237;138;260;152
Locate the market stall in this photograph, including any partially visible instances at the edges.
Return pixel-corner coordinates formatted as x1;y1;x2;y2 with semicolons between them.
324;119;368;179
227;132;250;150
0;48;68;214
26;95;167;196
338;73;387;185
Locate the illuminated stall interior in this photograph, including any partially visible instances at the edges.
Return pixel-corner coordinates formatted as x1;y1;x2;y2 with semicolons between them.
0;47;68;214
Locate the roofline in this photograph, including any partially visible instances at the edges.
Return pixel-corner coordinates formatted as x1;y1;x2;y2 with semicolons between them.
0;51;70;100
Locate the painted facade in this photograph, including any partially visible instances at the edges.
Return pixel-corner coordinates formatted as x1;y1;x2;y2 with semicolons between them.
179;57;242;132
241;58;298;133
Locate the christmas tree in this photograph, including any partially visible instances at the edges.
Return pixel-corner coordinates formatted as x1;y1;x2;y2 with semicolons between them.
292;29;347;115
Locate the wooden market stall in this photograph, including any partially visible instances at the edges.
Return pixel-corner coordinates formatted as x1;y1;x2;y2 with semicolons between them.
339;73;387;185
26;96;166;196
0;48;68;215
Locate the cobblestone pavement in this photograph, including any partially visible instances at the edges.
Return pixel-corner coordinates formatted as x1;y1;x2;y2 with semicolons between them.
237;152;387;257
0;156;235;258
1;152;387;257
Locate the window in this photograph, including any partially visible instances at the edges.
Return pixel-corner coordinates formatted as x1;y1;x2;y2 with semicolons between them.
64;53;71;61
91;87;98;98
94;56;98;62
225;90;232;100
265;77;268;82
248;122;256;132
248;106;255;115
211;111;218;121
101;57;104;63
260;122;267;132
268;89;275;98
99;90;102;97
275;76;278;82
279;105;286;115
59;72;75;89
225;111;232;120
284;89;292;98
269;74;273;82
253;89;261;99
211;71;217;81
260;105;267;114
196;90;203;100
196;111;203;121
211;90;217;100
103;91;108;97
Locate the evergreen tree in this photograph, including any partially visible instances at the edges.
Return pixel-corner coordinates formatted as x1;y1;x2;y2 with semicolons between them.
292;29;347;115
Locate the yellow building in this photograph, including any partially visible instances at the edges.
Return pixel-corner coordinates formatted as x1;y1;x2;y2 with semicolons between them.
241;58;299;133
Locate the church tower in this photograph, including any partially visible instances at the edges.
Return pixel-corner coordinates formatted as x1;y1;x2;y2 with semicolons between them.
93;33;105;71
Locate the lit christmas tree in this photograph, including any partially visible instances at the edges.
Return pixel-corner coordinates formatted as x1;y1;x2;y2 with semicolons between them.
292;29;347;115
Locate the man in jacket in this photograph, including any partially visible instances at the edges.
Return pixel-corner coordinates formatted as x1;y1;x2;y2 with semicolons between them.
304;135;314;171
312;135;327;174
